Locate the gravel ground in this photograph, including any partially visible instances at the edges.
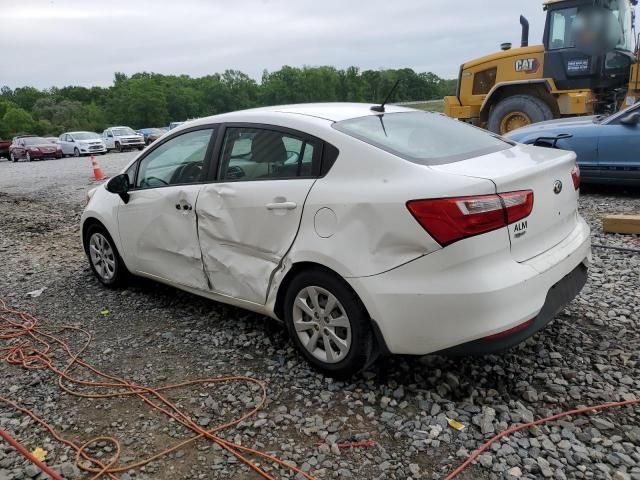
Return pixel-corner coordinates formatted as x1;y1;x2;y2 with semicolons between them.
0;153;638;480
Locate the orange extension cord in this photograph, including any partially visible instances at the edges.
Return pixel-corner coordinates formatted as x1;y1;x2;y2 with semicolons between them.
0;299;316;480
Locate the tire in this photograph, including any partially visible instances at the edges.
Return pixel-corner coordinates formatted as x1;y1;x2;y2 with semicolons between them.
487;94;554;134
74;147;80;157
26;152;31;162
115;142;122;153
137;146;144;151
283;269;376;377
84;224;128;287
10;152;17;162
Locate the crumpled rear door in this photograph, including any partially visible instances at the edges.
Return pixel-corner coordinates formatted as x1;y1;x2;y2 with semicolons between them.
196;180;314;304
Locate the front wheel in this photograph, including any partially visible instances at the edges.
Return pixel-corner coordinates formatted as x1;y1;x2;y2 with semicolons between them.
284;269;376;377
74;147;80;157
115;142;122;153
10;152;17;162
26;152;31;162
487;95;554;134
85;224;127;287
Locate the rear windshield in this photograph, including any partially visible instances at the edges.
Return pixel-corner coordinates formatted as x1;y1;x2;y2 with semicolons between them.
333;111;512;165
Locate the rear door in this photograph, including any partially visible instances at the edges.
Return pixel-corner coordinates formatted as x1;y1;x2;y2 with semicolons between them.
197;125;321;304
431;145;579;261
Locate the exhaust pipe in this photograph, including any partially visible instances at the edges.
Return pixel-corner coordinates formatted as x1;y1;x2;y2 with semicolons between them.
520;15;530;47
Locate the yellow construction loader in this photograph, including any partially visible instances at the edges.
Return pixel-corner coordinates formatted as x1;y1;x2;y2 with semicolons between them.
445;0;640;134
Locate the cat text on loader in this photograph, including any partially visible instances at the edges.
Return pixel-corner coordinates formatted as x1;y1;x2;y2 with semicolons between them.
445;0;640;134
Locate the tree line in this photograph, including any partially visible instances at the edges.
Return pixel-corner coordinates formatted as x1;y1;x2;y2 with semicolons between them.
0;66;455;138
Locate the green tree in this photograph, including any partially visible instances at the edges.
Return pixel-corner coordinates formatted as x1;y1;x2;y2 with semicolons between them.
2;107;36;136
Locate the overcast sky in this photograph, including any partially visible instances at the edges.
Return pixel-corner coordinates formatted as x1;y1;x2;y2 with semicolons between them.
2;0;552;89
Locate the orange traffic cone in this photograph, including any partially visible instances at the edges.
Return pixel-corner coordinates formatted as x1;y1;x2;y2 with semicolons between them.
90;155;107;181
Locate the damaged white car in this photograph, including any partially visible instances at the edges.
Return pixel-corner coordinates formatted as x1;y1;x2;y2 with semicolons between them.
81;103;591;376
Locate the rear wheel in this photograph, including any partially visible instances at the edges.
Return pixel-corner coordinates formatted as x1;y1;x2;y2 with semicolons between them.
284;269;376;377
85;224;127;287
488;95;554;135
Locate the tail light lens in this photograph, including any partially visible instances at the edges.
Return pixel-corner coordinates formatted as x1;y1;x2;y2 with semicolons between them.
407;190;534;247
571;165;581;190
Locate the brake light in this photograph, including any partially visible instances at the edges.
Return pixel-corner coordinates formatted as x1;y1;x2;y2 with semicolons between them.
407;190;534;247
571;165;581;190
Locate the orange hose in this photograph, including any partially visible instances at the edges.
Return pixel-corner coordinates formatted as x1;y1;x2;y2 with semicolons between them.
0;427;64;480
445;399;640;479
0;299;317;480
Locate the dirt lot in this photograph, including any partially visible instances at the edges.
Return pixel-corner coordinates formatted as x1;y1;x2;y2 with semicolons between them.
0;153;639;480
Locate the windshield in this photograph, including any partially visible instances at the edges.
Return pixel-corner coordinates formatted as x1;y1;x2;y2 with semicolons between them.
72;132;99;140
23;137;49;145
113;127;136;136
333;112;511;165
549;0;633;52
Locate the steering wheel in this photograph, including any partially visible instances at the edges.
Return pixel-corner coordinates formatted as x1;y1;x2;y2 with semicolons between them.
142;176;169;187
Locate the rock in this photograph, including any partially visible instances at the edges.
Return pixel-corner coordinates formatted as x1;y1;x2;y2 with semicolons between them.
508;466;523;477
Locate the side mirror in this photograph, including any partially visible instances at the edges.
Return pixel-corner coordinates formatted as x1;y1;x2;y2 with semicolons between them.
106;173;130;203
620;112;640;126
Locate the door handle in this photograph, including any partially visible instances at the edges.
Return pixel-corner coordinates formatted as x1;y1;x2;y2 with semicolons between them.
265;201;297;211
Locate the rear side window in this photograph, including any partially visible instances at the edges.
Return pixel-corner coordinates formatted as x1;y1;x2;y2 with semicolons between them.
333;111;511;165
218;127;318;181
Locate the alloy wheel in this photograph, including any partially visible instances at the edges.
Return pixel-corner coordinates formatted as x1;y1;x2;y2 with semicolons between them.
26;152;31;162
89;232;116;281
74;148;80;157
292;286;352;364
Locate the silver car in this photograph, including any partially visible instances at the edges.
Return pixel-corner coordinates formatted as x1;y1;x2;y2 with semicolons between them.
58;131;107;157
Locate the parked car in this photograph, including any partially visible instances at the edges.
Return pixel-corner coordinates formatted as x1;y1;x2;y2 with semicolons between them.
137;128;166;145
507;103;640;186
10;136;62;162
81;103;591;376
45;137;59;144
0;139;11;159
102;126;145;152
168;121;185;130
58;131;107;157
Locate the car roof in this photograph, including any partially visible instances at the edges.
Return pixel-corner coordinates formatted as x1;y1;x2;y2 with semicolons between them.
193;102;417;125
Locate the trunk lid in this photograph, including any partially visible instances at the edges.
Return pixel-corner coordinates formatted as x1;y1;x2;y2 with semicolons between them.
430;145;579;262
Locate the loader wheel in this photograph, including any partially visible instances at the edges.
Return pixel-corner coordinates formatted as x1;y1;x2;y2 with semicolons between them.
488;95;553;135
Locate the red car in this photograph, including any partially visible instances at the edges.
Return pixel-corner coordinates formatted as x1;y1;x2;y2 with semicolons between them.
10;136;62;162
0;139;11;159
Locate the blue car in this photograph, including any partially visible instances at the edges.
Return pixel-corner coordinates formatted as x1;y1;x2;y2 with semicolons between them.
507;103;640;186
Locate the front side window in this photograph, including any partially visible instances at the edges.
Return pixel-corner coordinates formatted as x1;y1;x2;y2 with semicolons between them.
136;129;213;189
549;8;577;50
218;127;317;181
334;112;511;166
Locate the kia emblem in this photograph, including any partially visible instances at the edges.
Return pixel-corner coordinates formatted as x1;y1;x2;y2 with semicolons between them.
553;180;563;194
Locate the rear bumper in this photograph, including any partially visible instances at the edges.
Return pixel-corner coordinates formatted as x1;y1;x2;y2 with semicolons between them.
348;217;591;356
437;262;587;356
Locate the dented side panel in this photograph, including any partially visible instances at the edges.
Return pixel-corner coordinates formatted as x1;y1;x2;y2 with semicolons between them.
117;185;209;290
197;180;315;304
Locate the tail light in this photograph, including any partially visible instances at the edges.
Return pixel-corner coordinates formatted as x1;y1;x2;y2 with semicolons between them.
407;190;534;247
571;165;581;190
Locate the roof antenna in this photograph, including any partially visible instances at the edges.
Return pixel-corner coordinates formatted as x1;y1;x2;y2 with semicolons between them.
371;79;401;113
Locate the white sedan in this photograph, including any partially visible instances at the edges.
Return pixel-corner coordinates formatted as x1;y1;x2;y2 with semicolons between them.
81;103;591;376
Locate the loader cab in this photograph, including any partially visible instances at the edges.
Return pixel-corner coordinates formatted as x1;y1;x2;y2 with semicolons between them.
543;0;636;91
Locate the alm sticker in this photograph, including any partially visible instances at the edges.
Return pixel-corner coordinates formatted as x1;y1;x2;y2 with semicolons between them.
514;220;528;238
515;58;540;74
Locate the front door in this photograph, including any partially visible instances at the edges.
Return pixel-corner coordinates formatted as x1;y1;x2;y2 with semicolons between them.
117;127;216;291
597;112;640;182
197;125;320;304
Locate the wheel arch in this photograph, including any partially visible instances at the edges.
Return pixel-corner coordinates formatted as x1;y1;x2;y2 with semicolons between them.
272;261;391;356
480;80;559;122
